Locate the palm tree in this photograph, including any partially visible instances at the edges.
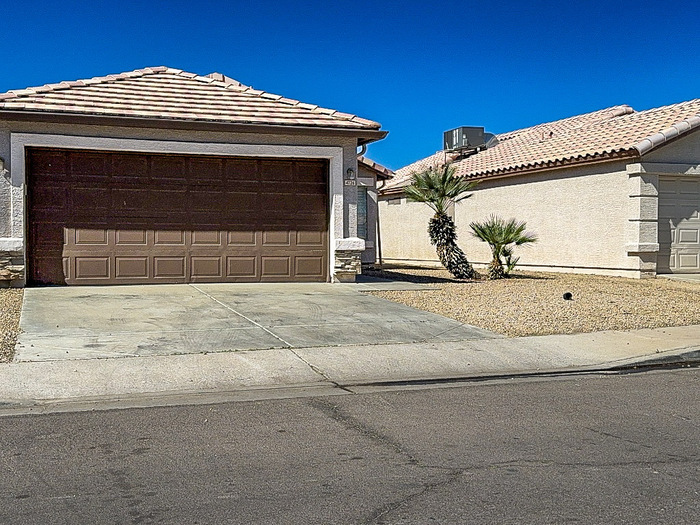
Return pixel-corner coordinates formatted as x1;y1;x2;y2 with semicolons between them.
469;215;537;279
404;164;478;279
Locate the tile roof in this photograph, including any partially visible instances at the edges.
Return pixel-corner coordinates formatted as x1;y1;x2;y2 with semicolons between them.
0;66;382;131
383;99;700;192
358;155;393;179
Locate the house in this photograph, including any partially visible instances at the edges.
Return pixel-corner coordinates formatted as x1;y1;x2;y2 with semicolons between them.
378;100;700;278
0;66;387;286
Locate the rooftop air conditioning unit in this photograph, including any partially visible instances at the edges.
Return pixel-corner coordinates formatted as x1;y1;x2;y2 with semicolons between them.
443;126;486;151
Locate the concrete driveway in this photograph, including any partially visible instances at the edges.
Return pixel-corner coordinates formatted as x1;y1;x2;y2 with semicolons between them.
15;282;499;362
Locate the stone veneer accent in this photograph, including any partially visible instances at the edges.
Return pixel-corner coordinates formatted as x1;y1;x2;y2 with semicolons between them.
334;249;363;282
0;250;24;285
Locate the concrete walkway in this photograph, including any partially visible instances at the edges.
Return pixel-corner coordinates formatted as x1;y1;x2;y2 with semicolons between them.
1;323;698;414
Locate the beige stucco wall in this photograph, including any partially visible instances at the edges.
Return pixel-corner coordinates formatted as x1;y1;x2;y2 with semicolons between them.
0;118;367;284
456;161;638;275
378;196;441;265
380;159;658;277
642;128;700;164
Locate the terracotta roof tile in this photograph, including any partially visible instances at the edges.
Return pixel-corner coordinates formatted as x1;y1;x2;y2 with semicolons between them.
0;66;382;131
384;100;700;192
358;155;394;179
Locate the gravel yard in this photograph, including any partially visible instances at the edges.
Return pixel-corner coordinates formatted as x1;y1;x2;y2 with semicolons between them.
0;271;697;362
365;267;700;337
0;289;23;363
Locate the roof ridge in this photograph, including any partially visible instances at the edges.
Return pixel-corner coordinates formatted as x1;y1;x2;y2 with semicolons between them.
0;66;168;100
163;68;380;128
497;105;635;140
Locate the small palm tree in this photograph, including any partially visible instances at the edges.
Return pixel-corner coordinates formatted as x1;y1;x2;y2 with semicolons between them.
404;165;478;279
469;215;537;279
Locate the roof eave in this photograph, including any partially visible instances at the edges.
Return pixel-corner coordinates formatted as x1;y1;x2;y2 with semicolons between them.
380;150;639;196
0;109;388;143
635;115;700;155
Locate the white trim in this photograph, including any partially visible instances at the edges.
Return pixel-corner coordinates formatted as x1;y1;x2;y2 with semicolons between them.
0;238;23;251
628;162;700;175
10;132;345;282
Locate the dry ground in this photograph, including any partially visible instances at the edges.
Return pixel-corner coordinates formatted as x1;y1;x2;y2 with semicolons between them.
365;267;700;337
0;288;23;363
0;271;698;361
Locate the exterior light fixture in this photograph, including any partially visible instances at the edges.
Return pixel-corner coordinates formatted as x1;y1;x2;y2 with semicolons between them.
346;167;356;180
0;157;8;179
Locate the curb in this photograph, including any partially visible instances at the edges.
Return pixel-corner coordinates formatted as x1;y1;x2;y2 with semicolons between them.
1;349;698;418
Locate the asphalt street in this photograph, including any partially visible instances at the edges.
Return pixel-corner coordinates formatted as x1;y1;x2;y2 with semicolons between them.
0;368;698;524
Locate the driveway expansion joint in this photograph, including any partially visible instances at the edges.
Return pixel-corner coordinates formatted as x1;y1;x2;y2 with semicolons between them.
189;284;293;347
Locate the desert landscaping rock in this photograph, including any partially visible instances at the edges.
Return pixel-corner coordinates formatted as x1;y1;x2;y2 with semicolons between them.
0;289;23;362
366;268;700;337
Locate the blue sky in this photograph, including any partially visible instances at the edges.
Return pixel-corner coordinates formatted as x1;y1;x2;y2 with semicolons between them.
2;0;698;170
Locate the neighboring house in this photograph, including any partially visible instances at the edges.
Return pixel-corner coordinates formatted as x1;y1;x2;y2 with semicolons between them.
0;66;387;286
379;99;700;278
357;155;393;264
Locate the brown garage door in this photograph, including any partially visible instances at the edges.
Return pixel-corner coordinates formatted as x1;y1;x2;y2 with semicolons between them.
27;148;329;285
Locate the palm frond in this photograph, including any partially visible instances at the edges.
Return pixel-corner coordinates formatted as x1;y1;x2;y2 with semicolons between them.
404;164;477;216
469;215;537;278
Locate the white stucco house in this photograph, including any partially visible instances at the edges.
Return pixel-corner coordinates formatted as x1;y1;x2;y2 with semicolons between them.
378;100;700;278
0;66;388;286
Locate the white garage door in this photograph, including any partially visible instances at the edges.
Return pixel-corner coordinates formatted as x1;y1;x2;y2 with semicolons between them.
658;177;700;273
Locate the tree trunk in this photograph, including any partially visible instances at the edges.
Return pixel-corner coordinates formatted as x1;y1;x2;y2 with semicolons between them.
487;258;506;280
428;213;476;279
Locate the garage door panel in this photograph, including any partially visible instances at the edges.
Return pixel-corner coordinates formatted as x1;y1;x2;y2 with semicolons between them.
154;230;186;245
29;151;67;177
150;157;187;181
295;162;326;183
188;158;223;184
31;222;66;247
75;257;110;280
658;176;700;274
296;230;325;246
678;180;700;194
153;257;187;278
295;256;324;277
678;253;700;269
30;254;68;285
261;256;291;278
677;229;699;244
262;231;292;246
260;161;294;181
191;257;222;279
115;257;149;279
31;186;69;212
228;230;257;246
226;257;258;279
191;230;222;245
190;190;231;211
224;159;258;181
28;148;329;284
111;154;148;179
74;228;109;245
115;230;148;245
69;153;108;177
